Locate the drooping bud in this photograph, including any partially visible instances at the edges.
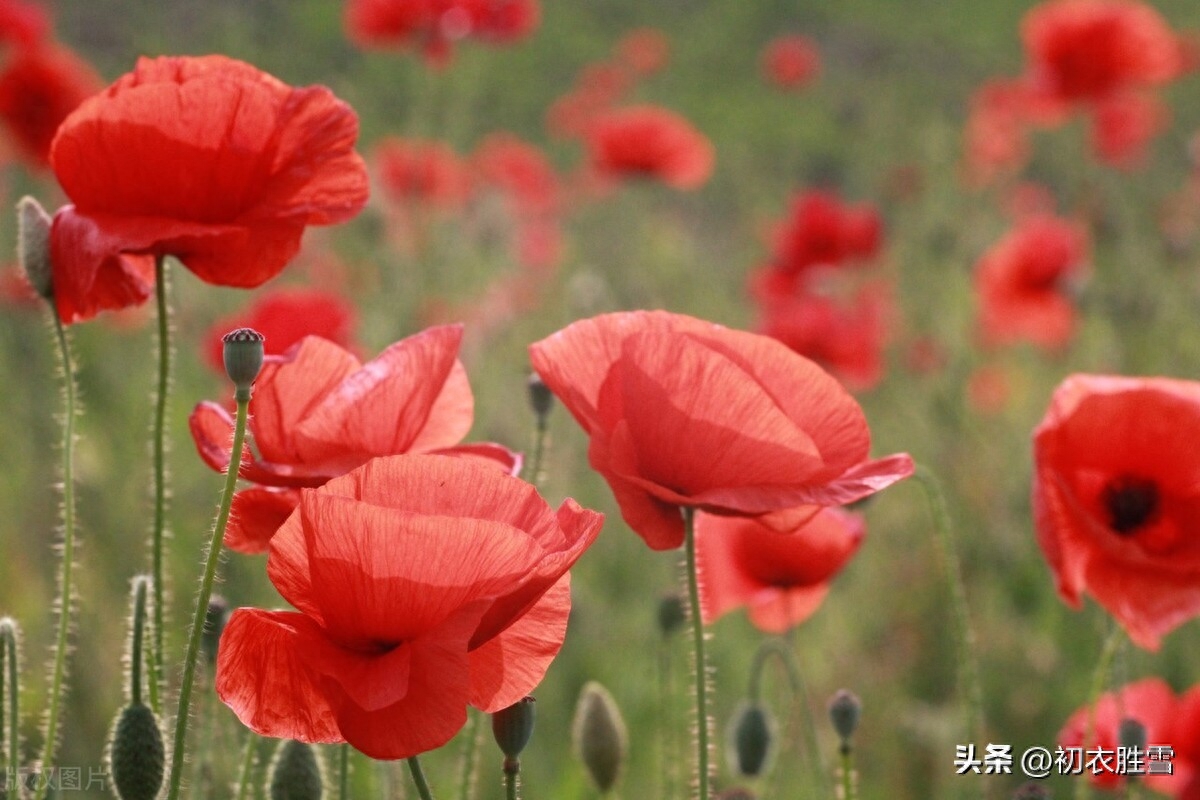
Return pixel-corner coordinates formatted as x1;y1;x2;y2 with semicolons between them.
728;701;774;778
493;696;536;761
572;681;627;794
656;593;686;637
828;689;861;743
17;196;53;300
201;595;230;666
527;373;554;419
268;739;324;800
222;327;265;401
109;703;165;800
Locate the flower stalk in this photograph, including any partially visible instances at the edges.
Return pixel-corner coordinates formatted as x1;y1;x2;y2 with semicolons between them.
681;506;713;799
149;254;171;715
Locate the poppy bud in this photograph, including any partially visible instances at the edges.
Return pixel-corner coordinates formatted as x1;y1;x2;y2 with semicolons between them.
527;373;554;418
109;703;165;800
572;681;627;794
828;689;861;742
728;701;774;778
268;739;324;800
656;592;686;637
17;195;53;300
493;696;536;761
201;595;230;666
223;327;265;400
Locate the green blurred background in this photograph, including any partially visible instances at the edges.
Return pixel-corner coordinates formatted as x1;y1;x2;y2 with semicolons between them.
3;1;1200;797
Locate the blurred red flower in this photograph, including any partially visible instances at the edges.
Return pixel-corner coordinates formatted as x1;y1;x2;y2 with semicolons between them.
975;214;1087;350
696;507;863;633
529;310;912;550
615;28;669;77
473;132;559;216
0;0;49;47
586;105;714;190
1022;0;1185;105
1089;90;1168;168
752;280;889;391
375;137;472;211
47;55;369;324
190;325;520;552
761;35;820;90
216;453;602;759
345;0;539;66
0;44;101;168
1058;678;1189;793
202;288;358;374
770;190;882;277
1033;374;1200;650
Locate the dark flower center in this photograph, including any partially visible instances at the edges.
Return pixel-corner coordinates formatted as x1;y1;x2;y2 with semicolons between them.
1100;476;1159;535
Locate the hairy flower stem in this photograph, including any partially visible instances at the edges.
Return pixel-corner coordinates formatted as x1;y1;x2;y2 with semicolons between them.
838;743;856;800
339;743;350;800
408;755;437;800
456;708;483;800
914;467;986;754
129;578;149;707
164;391;251;800
1076;625;1124;800
149;254;171;715
1;618;20;788
33;310;80;800
682;507;713;800
503;759;520;800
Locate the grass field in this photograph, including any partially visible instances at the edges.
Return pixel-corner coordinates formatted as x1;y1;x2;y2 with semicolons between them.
3;1;1200;798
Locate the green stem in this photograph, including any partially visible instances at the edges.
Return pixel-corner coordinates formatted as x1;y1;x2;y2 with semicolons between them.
681;507;712;800
656;640;677;800
529;414;548;489
1076;625;1123;800
150;254;171;715
839;744;855;800
164;392;250;800
130;578;149;707
749;638;829;800
503;760;519;800
407;755;436;800
232;733;258;800
339;743;350;800
33;310;80;800
456;708;483;800
914;467;985;749
1;619;20;789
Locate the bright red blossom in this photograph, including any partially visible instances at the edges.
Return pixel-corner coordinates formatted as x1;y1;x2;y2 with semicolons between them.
771;190;882;277
529;311;912;550
761;35;820;90
1033;374;1200;650
202;288;358;375
975;214;1087;350
345;0;539;65
586;105;714;190
216;454;603;759
696;507;863;633
0;44;101;168
47;55;369;324
190;325;519;552
0;0;48;47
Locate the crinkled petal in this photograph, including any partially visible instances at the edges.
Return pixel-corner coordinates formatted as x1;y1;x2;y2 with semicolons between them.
225;486;301;554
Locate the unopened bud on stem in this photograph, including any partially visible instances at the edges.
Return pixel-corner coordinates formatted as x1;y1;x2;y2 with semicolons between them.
223;328;265;401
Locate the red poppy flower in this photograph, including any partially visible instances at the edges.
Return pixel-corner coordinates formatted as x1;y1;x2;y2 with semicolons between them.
1089;90;1168;168
761;35;820;91
528;311;912;550
1058;678;1187;793
0;0;48;47
586;105;714;190
1022;0;1185;105
472;132;559;216
1033;374;1200;650
752;281;889;392
202;287;358;375
770;190;882;277
0;44;101;168
975;214;1087;350
345;0;539;65
190;325;520;552
47;55;369;324
375;136;472;210
216;453;603;759
614;28;669;77
696;507;863;633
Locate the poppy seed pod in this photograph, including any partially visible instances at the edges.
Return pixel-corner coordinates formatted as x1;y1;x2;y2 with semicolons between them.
728;701;774;778
493;696;537;760
268;739;324;800
527;373;554;418
656;592;686;637
222;328;265;400
109;703;165;800
828;689;861;742
16;195;53;300
201;594;230;666
572;682;627;794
